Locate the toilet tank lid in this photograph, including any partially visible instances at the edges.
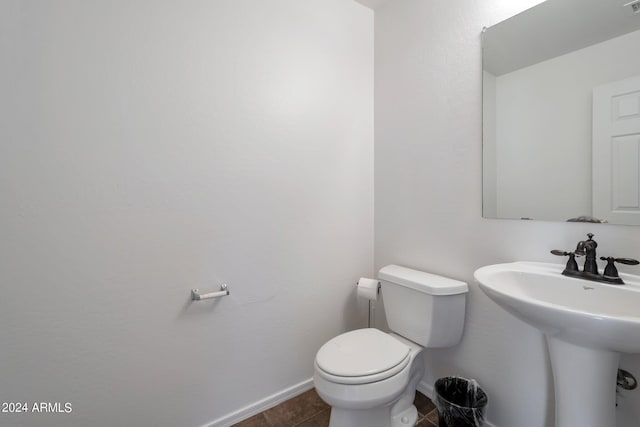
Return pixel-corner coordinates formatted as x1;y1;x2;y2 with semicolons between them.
378;265;468;295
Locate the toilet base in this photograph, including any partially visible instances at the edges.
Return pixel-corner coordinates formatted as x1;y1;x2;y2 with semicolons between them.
330;406;396;427
329;403;419;427
391;404;419;427
324;338;425;427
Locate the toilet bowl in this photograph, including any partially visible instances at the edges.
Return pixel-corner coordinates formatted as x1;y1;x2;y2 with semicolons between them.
314;329;424;427
313;265;468;427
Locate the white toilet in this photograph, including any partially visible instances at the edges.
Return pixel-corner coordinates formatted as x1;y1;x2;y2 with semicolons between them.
313;265;468;427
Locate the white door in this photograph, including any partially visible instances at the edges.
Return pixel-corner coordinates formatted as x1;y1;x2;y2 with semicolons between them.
592;75;640;225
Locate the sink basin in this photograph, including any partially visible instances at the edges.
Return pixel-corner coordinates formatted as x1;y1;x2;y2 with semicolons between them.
474;262;640;353
474;262;640;427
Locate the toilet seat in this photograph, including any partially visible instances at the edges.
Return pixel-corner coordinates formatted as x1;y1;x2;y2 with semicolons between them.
315;329;411;385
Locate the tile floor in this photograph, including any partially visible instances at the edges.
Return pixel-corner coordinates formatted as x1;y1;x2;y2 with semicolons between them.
232;389;439;427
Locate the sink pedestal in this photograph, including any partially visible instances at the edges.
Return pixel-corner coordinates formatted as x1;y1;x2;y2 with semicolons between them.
547;337;619;427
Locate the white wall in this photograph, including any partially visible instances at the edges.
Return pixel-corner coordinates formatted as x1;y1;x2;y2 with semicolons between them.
482;70;498;218
494;30;640;221
375;1;640;426
0;1;373;426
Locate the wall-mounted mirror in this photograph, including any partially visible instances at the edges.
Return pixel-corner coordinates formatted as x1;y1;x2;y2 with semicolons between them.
482;0;640;225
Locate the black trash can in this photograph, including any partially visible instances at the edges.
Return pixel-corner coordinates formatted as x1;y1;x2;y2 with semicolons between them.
434;377;488;427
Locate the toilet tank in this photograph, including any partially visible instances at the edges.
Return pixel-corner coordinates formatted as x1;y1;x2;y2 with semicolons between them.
378;265;468;348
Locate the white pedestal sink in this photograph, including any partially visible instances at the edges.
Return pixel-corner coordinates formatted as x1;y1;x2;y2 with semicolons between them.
474;262;640;427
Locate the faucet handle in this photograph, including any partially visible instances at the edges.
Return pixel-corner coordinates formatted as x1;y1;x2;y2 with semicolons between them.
551;250;572;256
551;250;579;272
600;256;640;265
612;258;639;266
600;257;640;280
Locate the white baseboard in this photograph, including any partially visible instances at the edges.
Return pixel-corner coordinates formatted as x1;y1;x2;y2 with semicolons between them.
417;380;497;427
204;378;314;427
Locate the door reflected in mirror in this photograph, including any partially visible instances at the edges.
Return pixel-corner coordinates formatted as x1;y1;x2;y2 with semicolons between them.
482;0;640;225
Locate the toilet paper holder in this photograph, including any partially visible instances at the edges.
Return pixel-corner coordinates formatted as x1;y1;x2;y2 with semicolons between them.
191;284;229;301
356;279;380;328
359;281;380;292
355;278;380;296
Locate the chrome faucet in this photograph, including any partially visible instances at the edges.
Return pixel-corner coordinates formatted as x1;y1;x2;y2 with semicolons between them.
551;233;639;285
